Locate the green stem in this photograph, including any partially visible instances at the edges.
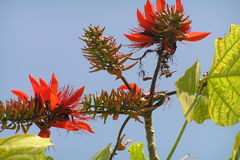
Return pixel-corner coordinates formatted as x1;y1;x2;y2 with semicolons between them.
183;97;199;120
166;82;203;160
166;120;188;160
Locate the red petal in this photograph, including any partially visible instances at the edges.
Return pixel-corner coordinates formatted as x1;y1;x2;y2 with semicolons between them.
156;0;166;12
144;0;155;23
51;121;78;131
184;32;211;42
50;74;58;93
137;9;152;30
64;86;85;106
118;83;141;94
50;91;58;110
176;0;184;12
74;120;95;133
118;84;129;90
124;33;153;43
29;75;40;95
11;90;29;102
38;128;51;138
180;24;191;34
51;120;94;133
39;78;51;101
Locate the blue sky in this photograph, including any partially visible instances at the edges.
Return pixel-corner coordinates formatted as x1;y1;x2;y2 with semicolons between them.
1;0;240;159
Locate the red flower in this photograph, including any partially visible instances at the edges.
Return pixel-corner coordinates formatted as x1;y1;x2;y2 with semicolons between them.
124;0;211;53
12;74;94;138
118;83;141;94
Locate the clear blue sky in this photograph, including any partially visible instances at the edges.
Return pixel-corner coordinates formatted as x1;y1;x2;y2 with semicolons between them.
1;0;240;159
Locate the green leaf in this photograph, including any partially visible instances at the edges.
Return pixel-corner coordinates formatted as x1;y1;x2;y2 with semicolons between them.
229;131;240;160
91;144;111;160
208;24;240;126
235;149;240;160
0;133;53;160
45;156;54;160
175;60;200;121
193;88;210;124
128;143;147;160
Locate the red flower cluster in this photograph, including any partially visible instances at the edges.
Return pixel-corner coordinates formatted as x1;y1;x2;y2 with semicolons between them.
12;74;94;138
124;0;211;53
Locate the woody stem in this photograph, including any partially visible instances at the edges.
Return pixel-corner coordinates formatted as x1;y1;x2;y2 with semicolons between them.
144;111;159;160
144;52;163;160
120;76;133;92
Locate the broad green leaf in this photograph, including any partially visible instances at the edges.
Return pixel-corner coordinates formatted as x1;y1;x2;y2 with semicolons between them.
0;133;53;160
208;24;240;126
91;144;111;160
45;156;54;160
39;154;54;160
175;60;200;121
193;88;210;123
128;143;147;160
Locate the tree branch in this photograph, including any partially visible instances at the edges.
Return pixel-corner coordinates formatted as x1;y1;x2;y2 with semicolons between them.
144;111;160;160
109;116;131;160
120;76;132;92
144;51;163;160
166;90;176;96
148;55;162;105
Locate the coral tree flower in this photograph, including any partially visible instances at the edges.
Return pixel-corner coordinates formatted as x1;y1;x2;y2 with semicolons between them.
11;74;94;138
118;83;141;94
124;0;211;53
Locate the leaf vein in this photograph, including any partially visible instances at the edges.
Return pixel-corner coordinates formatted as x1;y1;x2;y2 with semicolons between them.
210;35;240;75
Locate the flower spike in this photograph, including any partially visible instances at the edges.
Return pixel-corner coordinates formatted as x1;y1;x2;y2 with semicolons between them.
8;74;94;138
124;0;211;51
81;25;138;78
